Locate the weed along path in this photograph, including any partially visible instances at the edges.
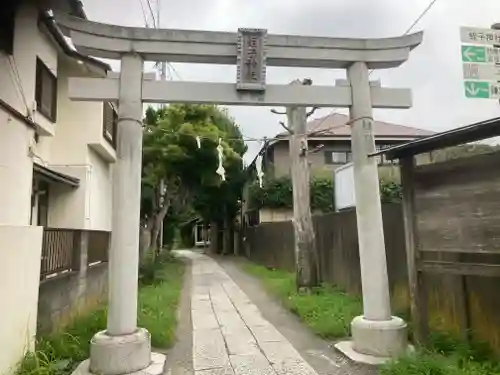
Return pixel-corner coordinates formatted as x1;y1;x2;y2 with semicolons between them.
175;250;374;375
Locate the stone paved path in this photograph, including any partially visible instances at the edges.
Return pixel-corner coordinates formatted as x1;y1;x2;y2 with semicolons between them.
184;251;320;375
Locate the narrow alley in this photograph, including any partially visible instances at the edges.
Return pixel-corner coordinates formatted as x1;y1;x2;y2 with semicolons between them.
169;251;374;375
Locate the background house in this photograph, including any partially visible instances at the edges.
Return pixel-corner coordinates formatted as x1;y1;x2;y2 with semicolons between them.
0;1;114;373
262;113;434;178
242;114;434;224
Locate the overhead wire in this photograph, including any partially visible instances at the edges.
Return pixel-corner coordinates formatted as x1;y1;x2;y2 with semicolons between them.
306;0;441;136
138;0;150;27
7;56;31;117
145;0;157;28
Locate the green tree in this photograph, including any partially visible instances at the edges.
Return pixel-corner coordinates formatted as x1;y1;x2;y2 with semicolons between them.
141;104;246;253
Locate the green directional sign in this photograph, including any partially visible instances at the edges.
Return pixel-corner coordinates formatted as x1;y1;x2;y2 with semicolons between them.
461;46;487;63
464;81;500;99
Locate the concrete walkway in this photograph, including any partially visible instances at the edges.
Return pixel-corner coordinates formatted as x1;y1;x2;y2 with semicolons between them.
184;250;319;375
170;251;375;375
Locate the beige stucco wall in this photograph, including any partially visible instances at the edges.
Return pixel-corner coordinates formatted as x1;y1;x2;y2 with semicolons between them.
270;140;403;180
271;141;347;178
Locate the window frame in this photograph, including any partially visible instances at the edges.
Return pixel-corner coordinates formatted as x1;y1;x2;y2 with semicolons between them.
35;57;58;122
0;3;16;55
102;102;117;148
325;150;352;165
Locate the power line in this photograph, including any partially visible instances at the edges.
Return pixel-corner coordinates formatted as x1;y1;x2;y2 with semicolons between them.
167;62;182;80
145;0;157;28
7;56;30;117
403;0;439;35
307;0;441;136
138;0;150;27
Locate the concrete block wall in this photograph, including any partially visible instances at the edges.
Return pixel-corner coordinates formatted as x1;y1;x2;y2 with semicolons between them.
37;231;108;334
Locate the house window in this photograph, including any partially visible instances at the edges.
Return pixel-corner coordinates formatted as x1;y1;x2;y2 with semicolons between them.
0;3;16;54
325;151;352;165
35;58;57;122
103;102;117;148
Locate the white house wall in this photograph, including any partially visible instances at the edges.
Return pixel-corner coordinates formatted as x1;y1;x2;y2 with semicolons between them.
51;61;108;166
87;148;112;231
0;3;114;374
47;151;112;231
9;4;58;135
0;225;43;375
0;113;35;225
47;165;89;229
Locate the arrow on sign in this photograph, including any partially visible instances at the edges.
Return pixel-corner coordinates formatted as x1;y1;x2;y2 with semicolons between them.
463;81;500;99
462;46;483;62
466;84;487;96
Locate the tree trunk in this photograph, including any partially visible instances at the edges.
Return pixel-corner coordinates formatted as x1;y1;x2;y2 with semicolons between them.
209;221;219;254
139;226;151;259
288;106;320;291
150;204;170;255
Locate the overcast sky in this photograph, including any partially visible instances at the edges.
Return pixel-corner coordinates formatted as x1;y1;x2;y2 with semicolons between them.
81;0;500;161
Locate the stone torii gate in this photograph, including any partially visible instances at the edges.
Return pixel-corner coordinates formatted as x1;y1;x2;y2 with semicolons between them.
55;14;422;374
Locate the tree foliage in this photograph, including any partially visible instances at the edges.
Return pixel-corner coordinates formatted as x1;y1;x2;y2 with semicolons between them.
248;175;402;212
248;176;335;213
140;104;247;250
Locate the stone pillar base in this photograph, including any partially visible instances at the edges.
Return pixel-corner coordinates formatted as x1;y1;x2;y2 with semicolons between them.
88;328;155;375
335;316;410;365
73;353;165;375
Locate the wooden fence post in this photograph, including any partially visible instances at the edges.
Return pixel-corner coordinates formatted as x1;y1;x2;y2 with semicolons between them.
400;156;428;345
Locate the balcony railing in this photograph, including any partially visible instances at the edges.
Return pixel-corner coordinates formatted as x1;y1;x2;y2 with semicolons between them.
40;229;110;281
40;229;75;279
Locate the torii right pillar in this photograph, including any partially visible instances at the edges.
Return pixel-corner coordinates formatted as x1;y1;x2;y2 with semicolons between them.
335;61;409;364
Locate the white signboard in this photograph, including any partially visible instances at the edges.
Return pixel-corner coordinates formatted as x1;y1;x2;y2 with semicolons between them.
460;27;500;46
463;63;500;81
334;163;355;211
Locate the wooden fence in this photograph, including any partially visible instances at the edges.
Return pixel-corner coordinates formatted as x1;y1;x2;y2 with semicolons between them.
245;203;410;313
401;152;500;350
245;193;500;354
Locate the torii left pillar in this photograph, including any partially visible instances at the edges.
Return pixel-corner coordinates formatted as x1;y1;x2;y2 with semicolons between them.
79;54;165;375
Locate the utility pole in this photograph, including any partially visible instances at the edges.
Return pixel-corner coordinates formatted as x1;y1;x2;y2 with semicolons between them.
157;0;167;249
272;78;319;291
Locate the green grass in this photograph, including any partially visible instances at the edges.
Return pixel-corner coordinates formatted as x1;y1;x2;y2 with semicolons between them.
381;332;500;375
243;262;500;374
243;263;362;338
17;257;185;375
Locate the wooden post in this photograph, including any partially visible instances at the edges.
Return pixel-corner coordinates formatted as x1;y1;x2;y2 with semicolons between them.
287;104;319;290
400;156;428;345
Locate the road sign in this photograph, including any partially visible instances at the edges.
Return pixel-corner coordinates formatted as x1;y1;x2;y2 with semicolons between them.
461;45;500;63
463;63;500;80
464;81;500;99
461;27;500;46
